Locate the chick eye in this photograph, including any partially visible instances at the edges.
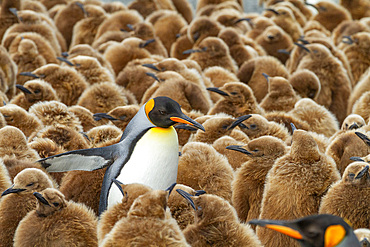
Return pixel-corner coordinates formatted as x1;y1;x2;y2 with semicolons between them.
53;202;59;207
33;90;40;94
253;149;259;152
250;124;257;129
26;182;34;187
230;92;238;95
348;173;355;178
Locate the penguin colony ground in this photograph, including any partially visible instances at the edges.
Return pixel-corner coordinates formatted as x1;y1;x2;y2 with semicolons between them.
0;0;369;246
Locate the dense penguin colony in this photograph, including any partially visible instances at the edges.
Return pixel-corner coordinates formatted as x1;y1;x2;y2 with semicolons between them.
0;0;369;246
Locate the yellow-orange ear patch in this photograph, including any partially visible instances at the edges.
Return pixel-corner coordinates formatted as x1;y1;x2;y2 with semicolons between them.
324;225;345;247
145;99;155;117
266;224;303;240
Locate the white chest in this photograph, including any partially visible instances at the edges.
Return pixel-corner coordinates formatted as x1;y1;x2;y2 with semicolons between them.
108;127;179;208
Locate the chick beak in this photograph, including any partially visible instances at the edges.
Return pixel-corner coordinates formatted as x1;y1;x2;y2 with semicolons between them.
93;113;118;121
1;185;26;197
165;183;176;196
142;64;160;72
294;42;311;53
176;189;197;210
33;192;51;206
206;87;229;96
265;8;280;15
170;113;205;132
355;165;369;180
226;145;252;155
304;2;319;11
349;156;365;162
16;84;32;94
355;132;370;146
248;219;303;240
19;72;40;79
227;115;252;130
112;179;125;197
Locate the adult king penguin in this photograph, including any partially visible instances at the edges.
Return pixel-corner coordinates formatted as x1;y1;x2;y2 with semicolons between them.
38;96;205;214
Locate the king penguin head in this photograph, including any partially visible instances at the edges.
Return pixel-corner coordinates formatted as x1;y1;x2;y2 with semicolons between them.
145;97;205;131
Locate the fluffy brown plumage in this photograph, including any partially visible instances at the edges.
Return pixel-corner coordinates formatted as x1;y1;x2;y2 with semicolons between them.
86;125;122;148
289;69;321;101
0;159;11;195
208;82;264;117
340;0;370;20
332;20;369;46
14;188;98;247
177;141;234;201
68;105;101;132
10;80;59;110
237;55;289;102
212;136;249;170
246;16;275;40
0;104;43;138
180;193;263;247
319;162;370;229
231;136;288;225
93;105;139;132
0;168;54;247
256;129;340;247
341;114;366;131
0;0;21;41
348;68;370;114
127;0;175;19
0;46;17;99
101;189;189;247
187;16;221;45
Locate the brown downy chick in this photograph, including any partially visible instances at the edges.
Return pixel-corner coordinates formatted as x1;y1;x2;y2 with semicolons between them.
68;55;114;85
14;188;98;247
0;126;40;161
289;69;321;101
264;110;310;134
23;64;88;106
196;0;243;13
179;192;263;247
290;98;339;137
10;38;47;85
352;90;370;122
54;1;88;48
104;37;152;75
245;16;275;40
311;1;352;32
187;37;238;73
257;129;340;247
77;82;136;114
303;20;331;37
0;159;11;195
101;189;189;247
189;114;249;144
238;114;291;142
98;182;152;243
187;16;221;46
212;136;249;170
260;76;300;113
170;26;194;60
256;25;293;64
340;32;370;85
10;80;59;110
296;43;352;124
171;0;193;24
127;0;175;19
319;162;370;229
211;8;251;34
1;158;51;183
274;1;308;27
354;228;370;247
141;71;211;114
68;105;101;132
0;168;54;247
29;100;82;131
0;46;17;99
332;20;369;46
231;136;288;225
237;55;289;102
93;105;139;132
208;82;264;118
101;1;127;13
340;0;370;20
86;125;122;148
265;6;303;42
147;10;187;55
177;141;234;201
0;0;21;41
348;69;370;115
0;104;43;138
31;124;90;151
218;27;257;68
167;184;205;230
341;114;366;131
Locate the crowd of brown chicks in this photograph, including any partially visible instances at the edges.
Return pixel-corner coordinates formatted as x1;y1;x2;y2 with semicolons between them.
0;0;369;246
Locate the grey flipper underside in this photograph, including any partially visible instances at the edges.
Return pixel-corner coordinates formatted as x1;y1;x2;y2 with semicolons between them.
37;145;117;172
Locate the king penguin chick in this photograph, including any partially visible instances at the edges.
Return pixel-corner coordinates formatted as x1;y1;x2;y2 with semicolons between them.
256;129;341;247
101;188;189;247
86;125;122;148
0;46;17;99
231;136;288;225
97;182;152;243
340;0;370;20
68;105;102;132
14;188;98;247
29;101;82;132
348;69;370;114
354;228;370;247
212;136;249;170
332;20;369;46
187;16;221;46
207;82;264;118
319;162;369;229
237;55;289;102
290;98;339;137
0;126;40;161
0;168;54;247
0;159;11;194
250;214;361;247
10;79;59;110
289;69;321;101
77;82;136;114
177;141;234;201
260;76;300;113
38;96;205;215
178;191;263;247
341;114;366;131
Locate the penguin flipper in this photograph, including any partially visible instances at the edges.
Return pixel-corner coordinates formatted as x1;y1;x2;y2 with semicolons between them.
37;145;116;172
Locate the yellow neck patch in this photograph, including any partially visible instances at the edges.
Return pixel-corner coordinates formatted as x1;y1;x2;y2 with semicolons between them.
324;225;346;247
145;98;155;122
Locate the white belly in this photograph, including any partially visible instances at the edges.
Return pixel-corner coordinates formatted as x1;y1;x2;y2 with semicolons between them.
108;127;179;208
